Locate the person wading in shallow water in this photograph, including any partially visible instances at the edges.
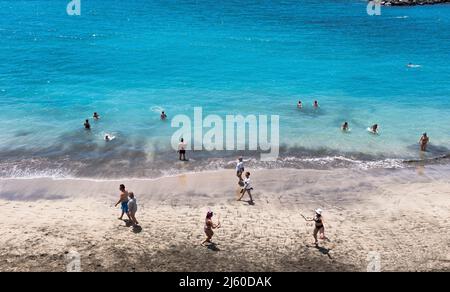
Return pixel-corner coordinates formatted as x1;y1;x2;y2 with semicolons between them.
84;119;91;130
201;211;221;246
419;133;429;152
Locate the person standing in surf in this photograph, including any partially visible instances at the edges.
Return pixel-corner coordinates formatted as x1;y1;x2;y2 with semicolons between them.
297;100;303;109
178;138;187;161
161;111;167;120
419;133;429;152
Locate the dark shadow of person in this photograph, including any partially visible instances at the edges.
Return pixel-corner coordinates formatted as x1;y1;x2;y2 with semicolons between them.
207;243;220;252
123;219;134;227
132;225;142;233
316;245;332;260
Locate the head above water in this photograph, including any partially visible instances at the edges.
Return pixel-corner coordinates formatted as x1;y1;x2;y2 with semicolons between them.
423;133;427;137
180;138;184;142
119;184;125;191
85;119;89;123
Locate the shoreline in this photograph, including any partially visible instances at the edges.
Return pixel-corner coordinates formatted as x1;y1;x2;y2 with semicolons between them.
1;167;449;271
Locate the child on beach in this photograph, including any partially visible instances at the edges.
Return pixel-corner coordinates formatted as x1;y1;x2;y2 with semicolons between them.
115;184;131;221
127;192;139;225
237;172;254;204
201;211;221;246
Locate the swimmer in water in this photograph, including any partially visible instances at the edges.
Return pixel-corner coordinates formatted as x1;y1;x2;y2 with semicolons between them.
93;112;100;120
419;133;429;152
341;121;349;132
105;134;110;141
84;119;90;130
297;100;303;109
370;124;378;134
161;111;167;120
313;100;319;108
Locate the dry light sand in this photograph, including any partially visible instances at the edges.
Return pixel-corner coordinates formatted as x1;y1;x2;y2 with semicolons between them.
0;167;449;272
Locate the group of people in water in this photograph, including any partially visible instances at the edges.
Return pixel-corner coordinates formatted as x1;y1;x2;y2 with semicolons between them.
83;112;114;141
297;101;430;151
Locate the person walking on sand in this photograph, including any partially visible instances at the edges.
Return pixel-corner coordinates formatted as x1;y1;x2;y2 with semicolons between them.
201;211;221;246
236;157;245;183
178;138;187;161
237;172;254;203
302;209;325;246
127;192;139;225
115;184;131;221
419;133;429;152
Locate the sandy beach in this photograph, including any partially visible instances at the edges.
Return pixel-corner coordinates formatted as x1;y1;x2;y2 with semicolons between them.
0;167;448;272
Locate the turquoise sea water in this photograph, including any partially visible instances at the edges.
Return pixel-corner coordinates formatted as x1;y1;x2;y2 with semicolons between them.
0;0;449;178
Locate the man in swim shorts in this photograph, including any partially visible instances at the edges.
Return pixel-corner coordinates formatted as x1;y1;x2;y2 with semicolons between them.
115;184;131;221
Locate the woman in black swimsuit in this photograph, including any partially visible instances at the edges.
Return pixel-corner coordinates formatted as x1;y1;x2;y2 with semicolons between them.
303;209;325;246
